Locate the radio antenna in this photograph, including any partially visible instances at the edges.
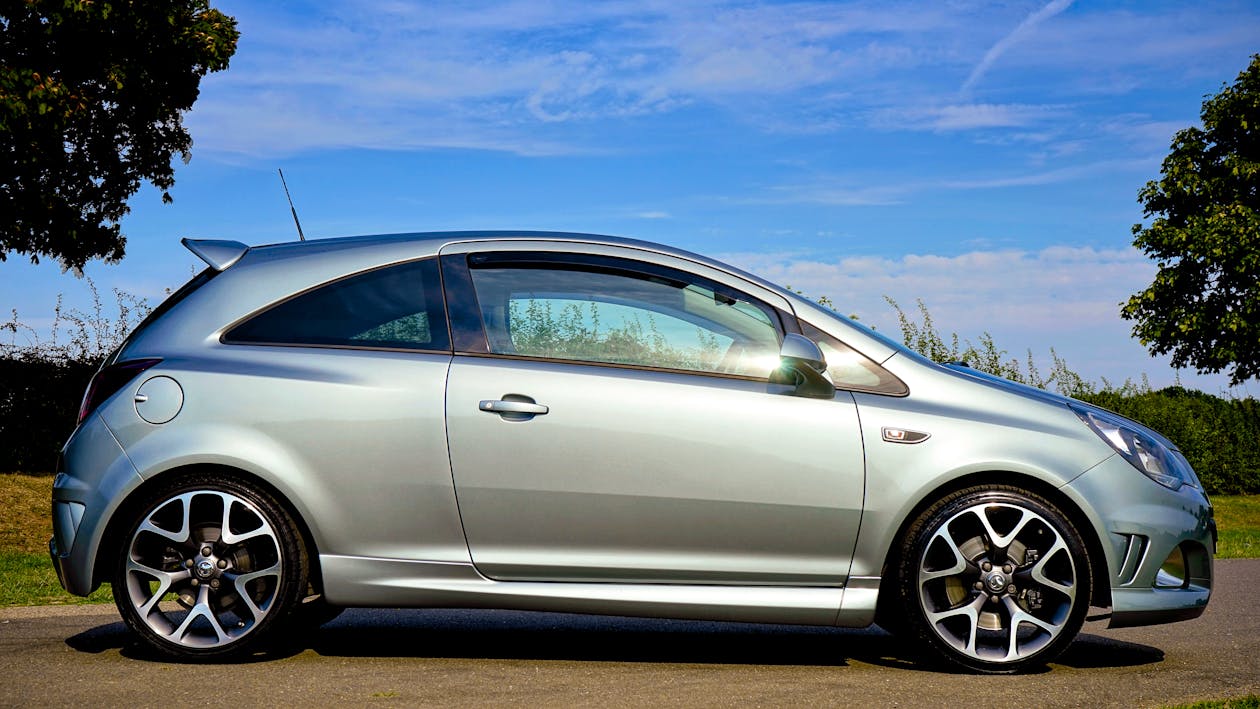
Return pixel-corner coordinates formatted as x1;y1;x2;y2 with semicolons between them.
277;168;306;241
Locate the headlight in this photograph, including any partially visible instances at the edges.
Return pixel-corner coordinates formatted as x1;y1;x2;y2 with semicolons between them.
1069;403;1194;491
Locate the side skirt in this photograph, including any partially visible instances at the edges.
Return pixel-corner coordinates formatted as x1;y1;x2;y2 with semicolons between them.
320;555;879;627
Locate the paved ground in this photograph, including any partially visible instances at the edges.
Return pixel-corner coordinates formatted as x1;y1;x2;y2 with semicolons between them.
3;559;1258;708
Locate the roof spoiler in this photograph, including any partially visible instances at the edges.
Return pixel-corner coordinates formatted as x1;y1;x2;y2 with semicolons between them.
182;238;250;271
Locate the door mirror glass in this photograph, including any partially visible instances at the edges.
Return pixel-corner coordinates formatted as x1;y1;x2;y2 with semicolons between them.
771;333;835;399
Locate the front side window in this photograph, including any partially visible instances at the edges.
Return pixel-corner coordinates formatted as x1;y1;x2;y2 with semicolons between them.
468;260;782;378
225;258;450;351
799;320;908;395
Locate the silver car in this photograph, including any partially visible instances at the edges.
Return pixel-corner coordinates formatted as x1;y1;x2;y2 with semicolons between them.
49;231;1214;672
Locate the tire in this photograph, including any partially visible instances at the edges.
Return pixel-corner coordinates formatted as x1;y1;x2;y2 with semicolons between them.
112;474;310;660
893;485;1092;674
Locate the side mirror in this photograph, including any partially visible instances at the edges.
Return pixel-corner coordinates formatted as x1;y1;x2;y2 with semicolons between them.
771;333;835;399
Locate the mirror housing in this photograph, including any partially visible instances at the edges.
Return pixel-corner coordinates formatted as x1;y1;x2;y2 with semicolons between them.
771;333;835;399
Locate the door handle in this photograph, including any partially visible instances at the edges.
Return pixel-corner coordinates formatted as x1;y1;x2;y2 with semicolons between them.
479;399;549;415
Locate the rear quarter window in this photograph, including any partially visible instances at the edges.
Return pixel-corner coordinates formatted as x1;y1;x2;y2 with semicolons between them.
224;258;450;351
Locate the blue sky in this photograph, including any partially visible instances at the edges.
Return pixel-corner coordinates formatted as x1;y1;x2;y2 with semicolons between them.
3;0;1258;393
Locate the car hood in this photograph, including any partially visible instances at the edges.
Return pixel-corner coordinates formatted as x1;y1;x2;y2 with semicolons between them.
940;363;1182;452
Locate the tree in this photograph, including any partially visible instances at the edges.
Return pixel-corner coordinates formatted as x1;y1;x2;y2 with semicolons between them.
0;0;239;271
1122;54;1260;386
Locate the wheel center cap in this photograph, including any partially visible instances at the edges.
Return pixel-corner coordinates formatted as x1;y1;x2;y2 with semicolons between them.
195;559;215;578
986;572;1007;593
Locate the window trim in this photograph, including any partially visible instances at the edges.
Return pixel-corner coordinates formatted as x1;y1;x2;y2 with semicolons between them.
452;251;789;381
220;256;453;353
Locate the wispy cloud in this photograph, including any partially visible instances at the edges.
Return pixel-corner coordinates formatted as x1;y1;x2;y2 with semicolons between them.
183;1;968;156
870;102;1067;132
185;0;1259;160
961;0;1075;95
760;182;907;206
761;155;1157;206
938;156;1155;189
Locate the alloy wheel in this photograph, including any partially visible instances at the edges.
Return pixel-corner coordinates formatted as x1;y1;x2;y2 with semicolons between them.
122;489;284;649
915;499;1081;665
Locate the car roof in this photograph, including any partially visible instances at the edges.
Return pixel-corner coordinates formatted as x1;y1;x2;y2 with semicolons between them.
192;230;787;297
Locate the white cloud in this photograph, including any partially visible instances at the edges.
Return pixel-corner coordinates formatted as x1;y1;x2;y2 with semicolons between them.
715;245;1218;387
720;245;1151;329
961;0;1075;94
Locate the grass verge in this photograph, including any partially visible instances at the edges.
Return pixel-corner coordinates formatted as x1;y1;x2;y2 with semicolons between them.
1213;495;1260;559
3;474;1258;607
1168;697;1260;709
2;472;113;606
0;551;113;606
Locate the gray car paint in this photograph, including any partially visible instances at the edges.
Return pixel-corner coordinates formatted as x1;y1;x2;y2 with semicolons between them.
50;230;1212;632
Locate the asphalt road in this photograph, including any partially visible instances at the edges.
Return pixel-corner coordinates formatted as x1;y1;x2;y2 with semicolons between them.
3;559;1258;708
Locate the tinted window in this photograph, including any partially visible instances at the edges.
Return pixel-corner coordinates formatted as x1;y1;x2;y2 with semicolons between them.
469;263;782;377
226;258;449;351
799;320;908;396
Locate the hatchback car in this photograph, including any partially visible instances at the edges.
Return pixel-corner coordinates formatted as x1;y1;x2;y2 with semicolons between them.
50;231;1214;672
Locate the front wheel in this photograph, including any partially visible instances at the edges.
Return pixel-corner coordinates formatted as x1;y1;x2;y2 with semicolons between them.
113;475;310;660
895;486;1092;673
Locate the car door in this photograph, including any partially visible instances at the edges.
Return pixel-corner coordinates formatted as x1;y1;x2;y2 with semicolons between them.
442;243;866;586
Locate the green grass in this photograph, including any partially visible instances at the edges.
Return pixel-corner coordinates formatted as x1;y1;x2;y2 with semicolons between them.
1168;696;1260;709
1213;495;1260;559
0;551;113;606
1;472;114;607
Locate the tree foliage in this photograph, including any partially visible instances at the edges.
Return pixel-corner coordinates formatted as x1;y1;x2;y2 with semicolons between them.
0;0;239;271
1122;54;1260;386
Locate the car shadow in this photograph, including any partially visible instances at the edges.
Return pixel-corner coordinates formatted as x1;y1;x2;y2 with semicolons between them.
65;609;1163;671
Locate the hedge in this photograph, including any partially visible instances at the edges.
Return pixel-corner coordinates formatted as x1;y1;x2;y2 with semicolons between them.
0;356;96;473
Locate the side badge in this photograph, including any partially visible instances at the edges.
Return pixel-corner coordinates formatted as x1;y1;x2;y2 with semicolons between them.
882;427;931;444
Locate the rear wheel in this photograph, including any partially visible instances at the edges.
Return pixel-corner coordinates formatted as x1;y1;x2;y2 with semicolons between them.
895;486;1091;673
113;475;309;660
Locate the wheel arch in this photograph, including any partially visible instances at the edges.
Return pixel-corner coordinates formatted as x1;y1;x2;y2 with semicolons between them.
875;470;1112;614
93;463;326;595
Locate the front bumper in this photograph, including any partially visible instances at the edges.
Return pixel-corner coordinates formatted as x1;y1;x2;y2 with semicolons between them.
1062;454;1214;628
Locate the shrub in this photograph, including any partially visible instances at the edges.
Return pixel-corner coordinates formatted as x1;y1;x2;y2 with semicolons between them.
1;281;150;472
